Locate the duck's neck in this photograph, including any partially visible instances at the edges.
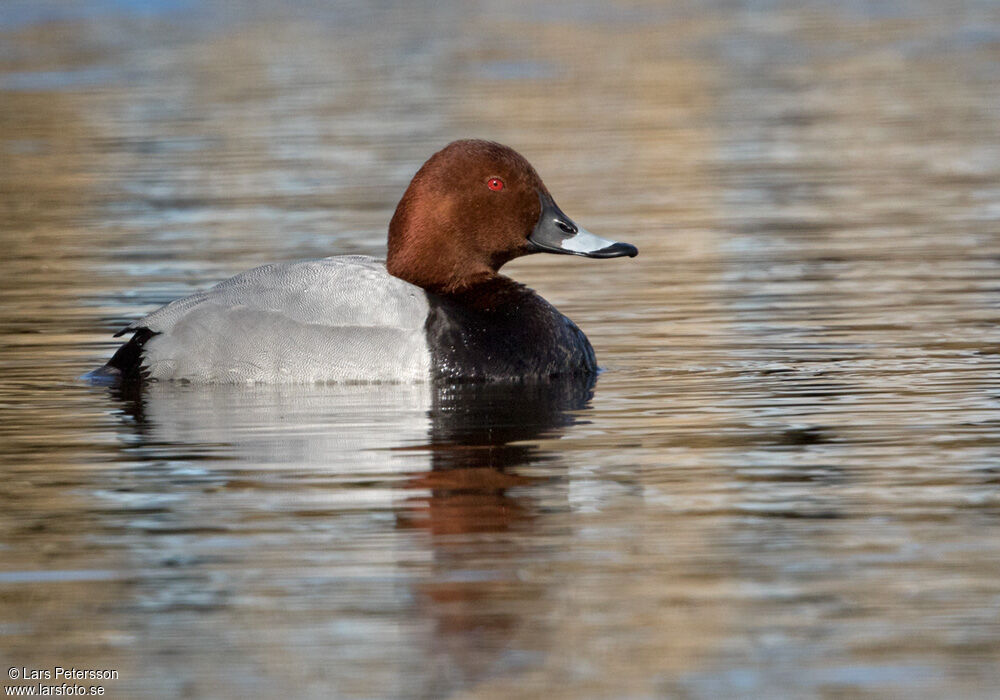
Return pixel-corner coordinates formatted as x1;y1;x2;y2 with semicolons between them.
387;233;527;310
386;207;508;295
386;249;497;296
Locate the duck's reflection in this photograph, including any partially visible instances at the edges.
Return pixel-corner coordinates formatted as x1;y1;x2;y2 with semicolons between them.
393;377;593;691
111;374;592;474
107;374;595;696
399;378;593;530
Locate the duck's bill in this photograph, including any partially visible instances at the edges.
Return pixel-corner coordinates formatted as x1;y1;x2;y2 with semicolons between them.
529;193;638;259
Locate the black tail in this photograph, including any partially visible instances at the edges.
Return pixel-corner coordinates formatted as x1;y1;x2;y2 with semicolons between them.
91;328;158;383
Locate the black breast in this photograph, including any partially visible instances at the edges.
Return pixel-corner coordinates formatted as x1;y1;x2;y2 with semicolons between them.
424;277;597;382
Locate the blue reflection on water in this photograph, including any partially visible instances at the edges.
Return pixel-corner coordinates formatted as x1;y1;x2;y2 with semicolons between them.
0;0;197;29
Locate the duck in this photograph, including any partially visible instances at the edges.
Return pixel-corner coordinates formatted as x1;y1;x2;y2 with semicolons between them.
93;139;637;384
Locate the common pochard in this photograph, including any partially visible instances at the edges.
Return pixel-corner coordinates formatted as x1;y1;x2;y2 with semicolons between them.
94;140;637;383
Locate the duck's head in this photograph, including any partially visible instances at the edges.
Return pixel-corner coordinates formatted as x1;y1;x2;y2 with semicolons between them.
387;139;637;293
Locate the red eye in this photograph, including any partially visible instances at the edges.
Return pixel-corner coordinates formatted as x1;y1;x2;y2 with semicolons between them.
487;178;504;191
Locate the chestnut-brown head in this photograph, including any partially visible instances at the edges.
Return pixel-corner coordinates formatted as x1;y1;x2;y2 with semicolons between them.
386;140;636;293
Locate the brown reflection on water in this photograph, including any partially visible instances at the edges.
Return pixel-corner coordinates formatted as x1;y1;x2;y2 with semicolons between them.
393;380;591;696
2;1;1000;698
0;57;143;685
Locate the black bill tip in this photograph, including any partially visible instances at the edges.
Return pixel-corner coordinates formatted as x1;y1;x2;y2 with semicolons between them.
587;242;638;259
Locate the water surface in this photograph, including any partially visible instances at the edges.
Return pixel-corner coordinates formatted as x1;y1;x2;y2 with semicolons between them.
2;1;1000;697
